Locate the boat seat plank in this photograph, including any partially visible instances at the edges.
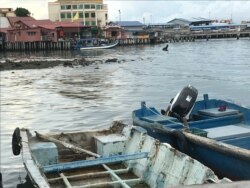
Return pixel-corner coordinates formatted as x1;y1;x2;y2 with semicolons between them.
198;108;239;117
141;115;177;123
205;125;250;140
43;152;148;173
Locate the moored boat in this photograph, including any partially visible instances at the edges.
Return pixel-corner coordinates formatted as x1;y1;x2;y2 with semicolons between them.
12;121;229;188
72;38;119;50
132;85;250;180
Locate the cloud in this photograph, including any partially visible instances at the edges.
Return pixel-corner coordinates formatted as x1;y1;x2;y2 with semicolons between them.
2;0;250;23
105;1;250;23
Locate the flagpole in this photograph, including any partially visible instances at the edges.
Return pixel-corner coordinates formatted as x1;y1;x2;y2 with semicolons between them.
73;12;80;39
78;20;80;39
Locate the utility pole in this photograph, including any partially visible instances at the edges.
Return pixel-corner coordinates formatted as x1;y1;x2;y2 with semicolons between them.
118;10;121;22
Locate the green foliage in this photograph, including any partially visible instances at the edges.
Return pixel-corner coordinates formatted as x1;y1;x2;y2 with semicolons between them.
91;27;104;38
15;7;31;17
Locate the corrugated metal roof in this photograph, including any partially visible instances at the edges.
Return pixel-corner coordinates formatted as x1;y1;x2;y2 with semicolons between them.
113;21;145;27
54;21;86;28
10;19;87;30
20;19;54;28
168;18;212;24
189;17;212;22
8;16;35;26
168;18;191;24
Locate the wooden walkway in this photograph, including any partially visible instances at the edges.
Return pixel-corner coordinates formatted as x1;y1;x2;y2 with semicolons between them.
1;41;72;51
167;31;250;42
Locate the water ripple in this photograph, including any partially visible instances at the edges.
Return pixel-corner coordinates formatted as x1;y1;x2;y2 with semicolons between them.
1;40;250;187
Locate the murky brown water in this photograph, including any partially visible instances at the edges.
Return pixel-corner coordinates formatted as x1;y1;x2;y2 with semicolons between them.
1;39;250;187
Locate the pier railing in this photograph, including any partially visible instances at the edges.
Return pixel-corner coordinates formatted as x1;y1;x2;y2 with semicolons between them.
0;41;72;51
165;30;250;42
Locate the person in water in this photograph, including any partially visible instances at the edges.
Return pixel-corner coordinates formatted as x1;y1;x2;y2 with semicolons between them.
162;44;168;51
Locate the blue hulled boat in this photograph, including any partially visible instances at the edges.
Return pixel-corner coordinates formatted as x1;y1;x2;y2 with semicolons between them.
132;85;250;180
72;38;118;50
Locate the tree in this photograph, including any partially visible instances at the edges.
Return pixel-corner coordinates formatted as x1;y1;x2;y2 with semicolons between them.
91;26;103;38
15;7;30;17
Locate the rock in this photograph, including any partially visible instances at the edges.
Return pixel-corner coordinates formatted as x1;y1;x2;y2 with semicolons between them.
0;57;123;71
105;58;118;63
63;62;73;67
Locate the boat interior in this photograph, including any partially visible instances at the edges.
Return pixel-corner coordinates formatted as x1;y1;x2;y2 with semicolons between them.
134;93;250;149
22;122;223;188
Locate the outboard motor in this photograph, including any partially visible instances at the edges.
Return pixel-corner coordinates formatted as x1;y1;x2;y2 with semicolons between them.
164;85;198;128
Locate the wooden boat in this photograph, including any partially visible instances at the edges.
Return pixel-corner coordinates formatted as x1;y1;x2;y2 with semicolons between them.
12;122;229;188
132;85;250;180
72;38;118;50
80;41;118;50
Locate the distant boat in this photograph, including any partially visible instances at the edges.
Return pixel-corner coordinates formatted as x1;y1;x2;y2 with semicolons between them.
11;121;229;188
133;85;250;180
72;38;119;50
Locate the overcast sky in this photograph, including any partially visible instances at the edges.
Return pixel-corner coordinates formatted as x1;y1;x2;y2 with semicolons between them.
2;0;250;23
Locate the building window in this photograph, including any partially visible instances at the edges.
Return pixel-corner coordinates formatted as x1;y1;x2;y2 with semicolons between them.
61;5;66;10
67;13;72;19
85;4;90;9
79;12;84;18
78;4;83;9
72;5;77;9
85;13;89;18
105;13;108;20
60;13;65;19
96;5;102;10
91;4;95;9
91;21;96;26
91;13;95;18
66;5;71;10
27;31;36;36
85;21;90;26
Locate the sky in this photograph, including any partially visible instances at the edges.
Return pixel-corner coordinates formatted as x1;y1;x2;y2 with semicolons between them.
2;0;250;24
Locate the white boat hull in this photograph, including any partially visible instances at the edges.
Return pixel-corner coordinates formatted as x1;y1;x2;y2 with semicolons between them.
19;122;229;188
80;42;119;50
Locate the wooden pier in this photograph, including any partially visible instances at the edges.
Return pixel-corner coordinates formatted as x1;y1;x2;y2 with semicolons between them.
167;30;250;42
1;30;250;51
118;38;151;45
1;41;72;51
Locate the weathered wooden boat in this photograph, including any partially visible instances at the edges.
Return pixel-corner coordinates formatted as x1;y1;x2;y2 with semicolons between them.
133;85;250;180
12;122;229;188
73;38;118;50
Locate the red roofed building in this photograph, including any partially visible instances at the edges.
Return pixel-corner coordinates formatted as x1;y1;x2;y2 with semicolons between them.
7;16;36;27
7;18;58;42
6;17;91;42
54;21;91;40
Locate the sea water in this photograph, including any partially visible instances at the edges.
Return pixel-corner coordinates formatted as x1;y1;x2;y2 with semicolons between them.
1;39;250;187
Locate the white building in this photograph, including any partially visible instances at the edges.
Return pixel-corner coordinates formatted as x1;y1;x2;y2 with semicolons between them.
48;0;108;26
0;8;16;17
